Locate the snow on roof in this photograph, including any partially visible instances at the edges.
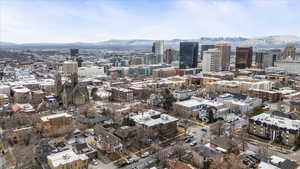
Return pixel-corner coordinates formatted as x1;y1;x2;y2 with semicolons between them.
40;113;72;122
175;99;202;108
11;86;31;93
258;161;280;169
270;155;285;165
251;113;300;130
47;149;88;168
130;109;178;127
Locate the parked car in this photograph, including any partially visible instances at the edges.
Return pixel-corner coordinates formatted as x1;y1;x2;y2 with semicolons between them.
186;134;194;139
118;162;128;168
184;138;192;143
141;152;150;158
248;141;257;145
190;141;197;146
91;159;98;165
201;128;207;132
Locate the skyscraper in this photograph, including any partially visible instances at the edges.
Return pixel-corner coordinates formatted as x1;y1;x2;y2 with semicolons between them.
235;46;253;69
255;50;273;69
179;42;199;69
200;44;215;61
282;43;296;60
269;49;281;65
216;43;231;71
152;40;164;63
164;48;178;64
70;48;79;60
202;48;221;72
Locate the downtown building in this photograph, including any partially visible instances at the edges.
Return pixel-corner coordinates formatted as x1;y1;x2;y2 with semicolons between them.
152;40;164;63
255;50;274;69
164;48;178;64
216;43;231;71
200;44;215;61
235;46;253;69
282;43;296;60
179;42;199;69
202;48;221;72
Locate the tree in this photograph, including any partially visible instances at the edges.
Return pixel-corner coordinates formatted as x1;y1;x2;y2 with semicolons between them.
91;87;99;100
256;145;269;159
210;120;224;136
239;131;248;152
155;149;169;167
273;133;284;145
162;88;176;111
14;145;37;169
133;126;148;146
191;151;204;169
294;135;300;151
122;117;136;126
173;145;186;160
210;153;245;169
207;108;215;123
251;106;264;116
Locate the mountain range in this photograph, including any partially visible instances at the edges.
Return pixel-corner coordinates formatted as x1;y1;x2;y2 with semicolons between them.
1;35;300;50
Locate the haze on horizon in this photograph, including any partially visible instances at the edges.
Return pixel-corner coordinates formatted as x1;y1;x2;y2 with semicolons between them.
0;0;299;43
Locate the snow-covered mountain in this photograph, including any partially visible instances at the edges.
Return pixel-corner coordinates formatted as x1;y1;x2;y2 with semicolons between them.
1;35;300;49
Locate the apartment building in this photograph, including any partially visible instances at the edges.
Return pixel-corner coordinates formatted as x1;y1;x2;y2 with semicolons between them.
207;80;273;95
248;89;282;102
129;109;178;138
249;112;300;146
37;113;73;133
47;149;88;169
110;87;134;102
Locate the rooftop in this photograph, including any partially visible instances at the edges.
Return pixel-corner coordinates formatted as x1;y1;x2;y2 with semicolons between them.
174;99;202;108
251;112;300;130
40;113;72;122
130;109;178;127
47;149;88;168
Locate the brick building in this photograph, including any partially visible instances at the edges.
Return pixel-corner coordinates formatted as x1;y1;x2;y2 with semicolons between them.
37;113;73;134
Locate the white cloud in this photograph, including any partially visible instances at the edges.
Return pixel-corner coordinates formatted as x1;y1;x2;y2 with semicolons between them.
0;0;299;43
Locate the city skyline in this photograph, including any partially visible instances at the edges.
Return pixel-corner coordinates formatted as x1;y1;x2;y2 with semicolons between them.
1;0;300;43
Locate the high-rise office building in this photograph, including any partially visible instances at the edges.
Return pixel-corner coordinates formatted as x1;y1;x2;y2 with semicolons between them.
202;48;221;72
152;40;164;63
269;49;281;65
216;43;231;71
282;43;296;60
179;42;199;69
235;46;253;69
164;48;178;64
70;48;79;60
200;44;215;61
255;50;273;69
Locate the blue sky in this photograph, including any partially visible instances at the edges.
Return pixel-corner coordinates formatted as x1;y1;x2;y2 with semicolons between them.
0;0;299;43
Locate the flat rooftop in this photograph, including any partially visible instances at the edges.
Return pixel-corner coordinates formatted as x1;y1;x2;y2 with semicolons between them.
130;109;178;127
40;113;72;122
47;149;88;168
251;113;300;130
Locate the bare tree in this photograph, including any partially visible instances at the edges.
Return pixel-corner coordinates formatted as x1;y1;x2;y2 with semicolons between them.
156;149;169;167
14;145;37;169
151;143;162;153
239;130;248;152
256;145;269;160
210;153;245;169
173;144;187;160
191;151;204;169
210;120;224;136
133;126;148;147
